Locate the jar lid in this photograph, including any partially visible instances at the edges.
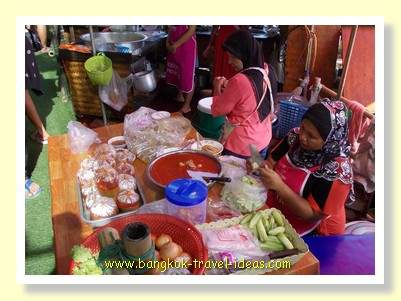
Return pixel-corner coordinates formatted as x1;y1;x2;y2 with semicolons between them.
197;97;213;114
165;179;208;207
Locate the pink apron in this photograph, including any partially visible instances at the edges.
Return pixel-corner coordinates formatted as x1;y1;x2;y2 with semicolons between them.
166;25;197;93
267;154;324;236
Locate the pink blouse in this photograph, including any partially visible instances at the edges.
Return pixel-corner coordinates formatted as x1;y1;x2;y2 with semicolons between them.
211;70;272;157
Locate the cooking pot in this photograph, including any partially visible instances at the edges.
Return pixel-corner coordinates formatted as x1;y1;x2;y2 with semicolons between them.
133;70;157;93
80;32;147;54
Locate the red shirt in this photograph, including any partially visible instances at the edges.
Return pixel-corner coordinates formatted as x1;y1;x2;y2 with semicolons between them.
269;138;352;236
211;71;272;157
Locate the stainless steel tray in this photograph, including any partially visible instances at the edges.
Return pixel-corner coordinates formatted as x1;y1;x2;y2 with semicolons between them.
77;177;148;228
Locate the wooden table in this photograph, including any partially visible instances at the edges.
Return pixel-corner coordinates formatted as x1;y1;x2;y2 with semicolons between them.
48;122;319;275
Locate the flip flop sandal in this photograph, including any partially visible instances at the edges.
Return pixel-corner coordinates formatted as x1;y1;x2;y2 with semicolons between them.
30;131;48;145
25;178;42;199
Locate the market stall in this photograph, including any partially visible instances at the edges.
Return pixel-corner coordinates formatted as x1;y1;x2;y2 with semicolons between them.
48;115;319;275
59;28;167;118
36;24;375;277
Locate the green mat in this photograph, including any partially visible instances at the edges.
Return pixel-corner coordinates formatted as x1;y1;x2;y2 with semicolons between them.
25;52;76;275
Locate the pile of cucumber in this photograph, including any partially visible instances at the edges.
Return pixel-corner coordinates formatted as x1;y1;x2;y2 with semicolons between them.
240;209;294;252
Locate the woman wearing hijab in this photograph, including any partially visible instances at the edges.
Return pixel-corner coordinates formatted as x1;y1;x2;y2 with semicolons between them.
257;99;353;236
211;30;277;158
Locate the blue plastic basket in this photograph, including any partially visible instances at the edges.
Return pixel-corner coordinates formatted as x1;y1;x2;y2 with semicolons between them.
277;100;309;138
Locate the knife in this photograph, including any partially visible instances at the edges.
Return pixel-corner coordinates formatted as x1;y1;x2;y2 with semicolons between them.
202;176;231;183
248;144;264;175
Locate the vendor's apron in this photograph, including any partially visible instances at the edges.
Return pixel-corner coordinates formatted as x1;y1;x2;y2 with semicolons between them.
166;25;197;93
267;154;325;236
220;67;273;145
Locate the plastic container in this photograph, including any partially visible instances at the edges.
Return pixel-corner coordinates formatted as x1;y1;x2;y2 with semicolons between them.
108;136;127;150
165;179;208;225
190;139;224;156
277;100;309;138
193;97;224;140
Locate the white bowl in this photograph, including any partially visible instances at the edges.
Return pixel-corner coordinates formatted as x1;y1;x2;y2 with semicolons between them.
151;111;171;120
107;136;127;150
191;139;224;156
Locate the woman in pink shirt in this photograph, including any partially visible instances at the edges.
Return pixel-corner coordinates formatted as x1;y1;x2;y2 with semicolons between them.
211;30;276;158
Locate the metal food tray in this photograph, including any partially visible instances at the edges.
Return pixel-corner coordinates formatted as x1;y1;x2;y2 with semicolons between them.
76;177;148;228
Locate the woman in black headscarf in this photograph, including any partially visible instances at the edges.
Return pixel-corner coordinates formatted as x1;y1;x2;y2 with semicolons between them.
256;99;353;236
211;30;277;159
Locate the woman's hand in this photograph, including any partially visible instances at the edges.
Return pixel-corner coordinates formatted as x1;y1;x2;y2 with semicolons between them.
246;159;273;174
259;164;284;191
213;76;228;95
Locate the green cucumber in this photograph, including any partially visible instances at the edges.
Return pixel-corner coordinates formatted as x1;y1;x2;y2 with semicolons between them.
256;219;269;242
249;212;262;229
239;213;253;225
277;233;294;250
260;241;285;252
268;226;286;236
272;209;284;226
264;235;282;244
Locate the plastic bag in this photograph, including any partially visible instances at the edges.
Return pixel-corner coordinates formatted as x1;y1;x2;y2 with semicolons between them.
124;112;190;163
201;225;265;256
98;71;134;111
124;106;157;136
67;121;99;154
200;225;268;274
219;155;247;180
206;198;241;222
221;175;267;213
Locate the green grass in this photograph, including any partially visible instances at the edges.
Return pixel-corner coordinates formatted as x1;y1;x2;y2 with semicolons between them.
25;52;76;275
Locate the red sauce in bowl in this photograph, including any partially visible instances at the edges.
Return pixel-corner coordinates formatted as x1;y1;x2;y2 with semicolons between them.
149;152;221;187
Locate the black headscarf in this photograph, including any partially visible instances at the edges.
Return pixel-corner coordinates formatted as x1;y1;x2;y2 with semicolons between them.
222;30;274;122
302;102;332;141
287;99;353;184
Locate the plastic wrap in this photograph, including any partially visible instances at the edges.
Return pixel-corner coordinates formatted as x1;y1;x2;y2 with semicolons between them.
200;225;268;274
67;121;99;154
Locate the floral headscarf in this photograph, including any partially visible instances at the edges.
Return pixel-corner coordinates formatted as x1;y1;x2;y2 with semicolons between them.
287;99;353;184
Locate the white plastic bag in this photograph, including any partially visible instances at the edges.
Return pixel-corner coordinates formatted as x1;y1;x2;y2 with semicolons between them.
98;71;133;111
123;106;157;137
200;225;269;274
67;121;99;154
219;155;247;180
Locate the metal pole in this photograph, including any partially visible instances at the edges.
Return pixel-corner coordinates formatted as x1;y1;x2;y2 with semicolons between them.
89;25;108;125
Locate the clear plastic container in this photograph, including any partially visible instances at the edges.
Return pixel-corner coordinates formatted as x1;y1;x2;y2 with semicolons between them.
165;179;208;225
